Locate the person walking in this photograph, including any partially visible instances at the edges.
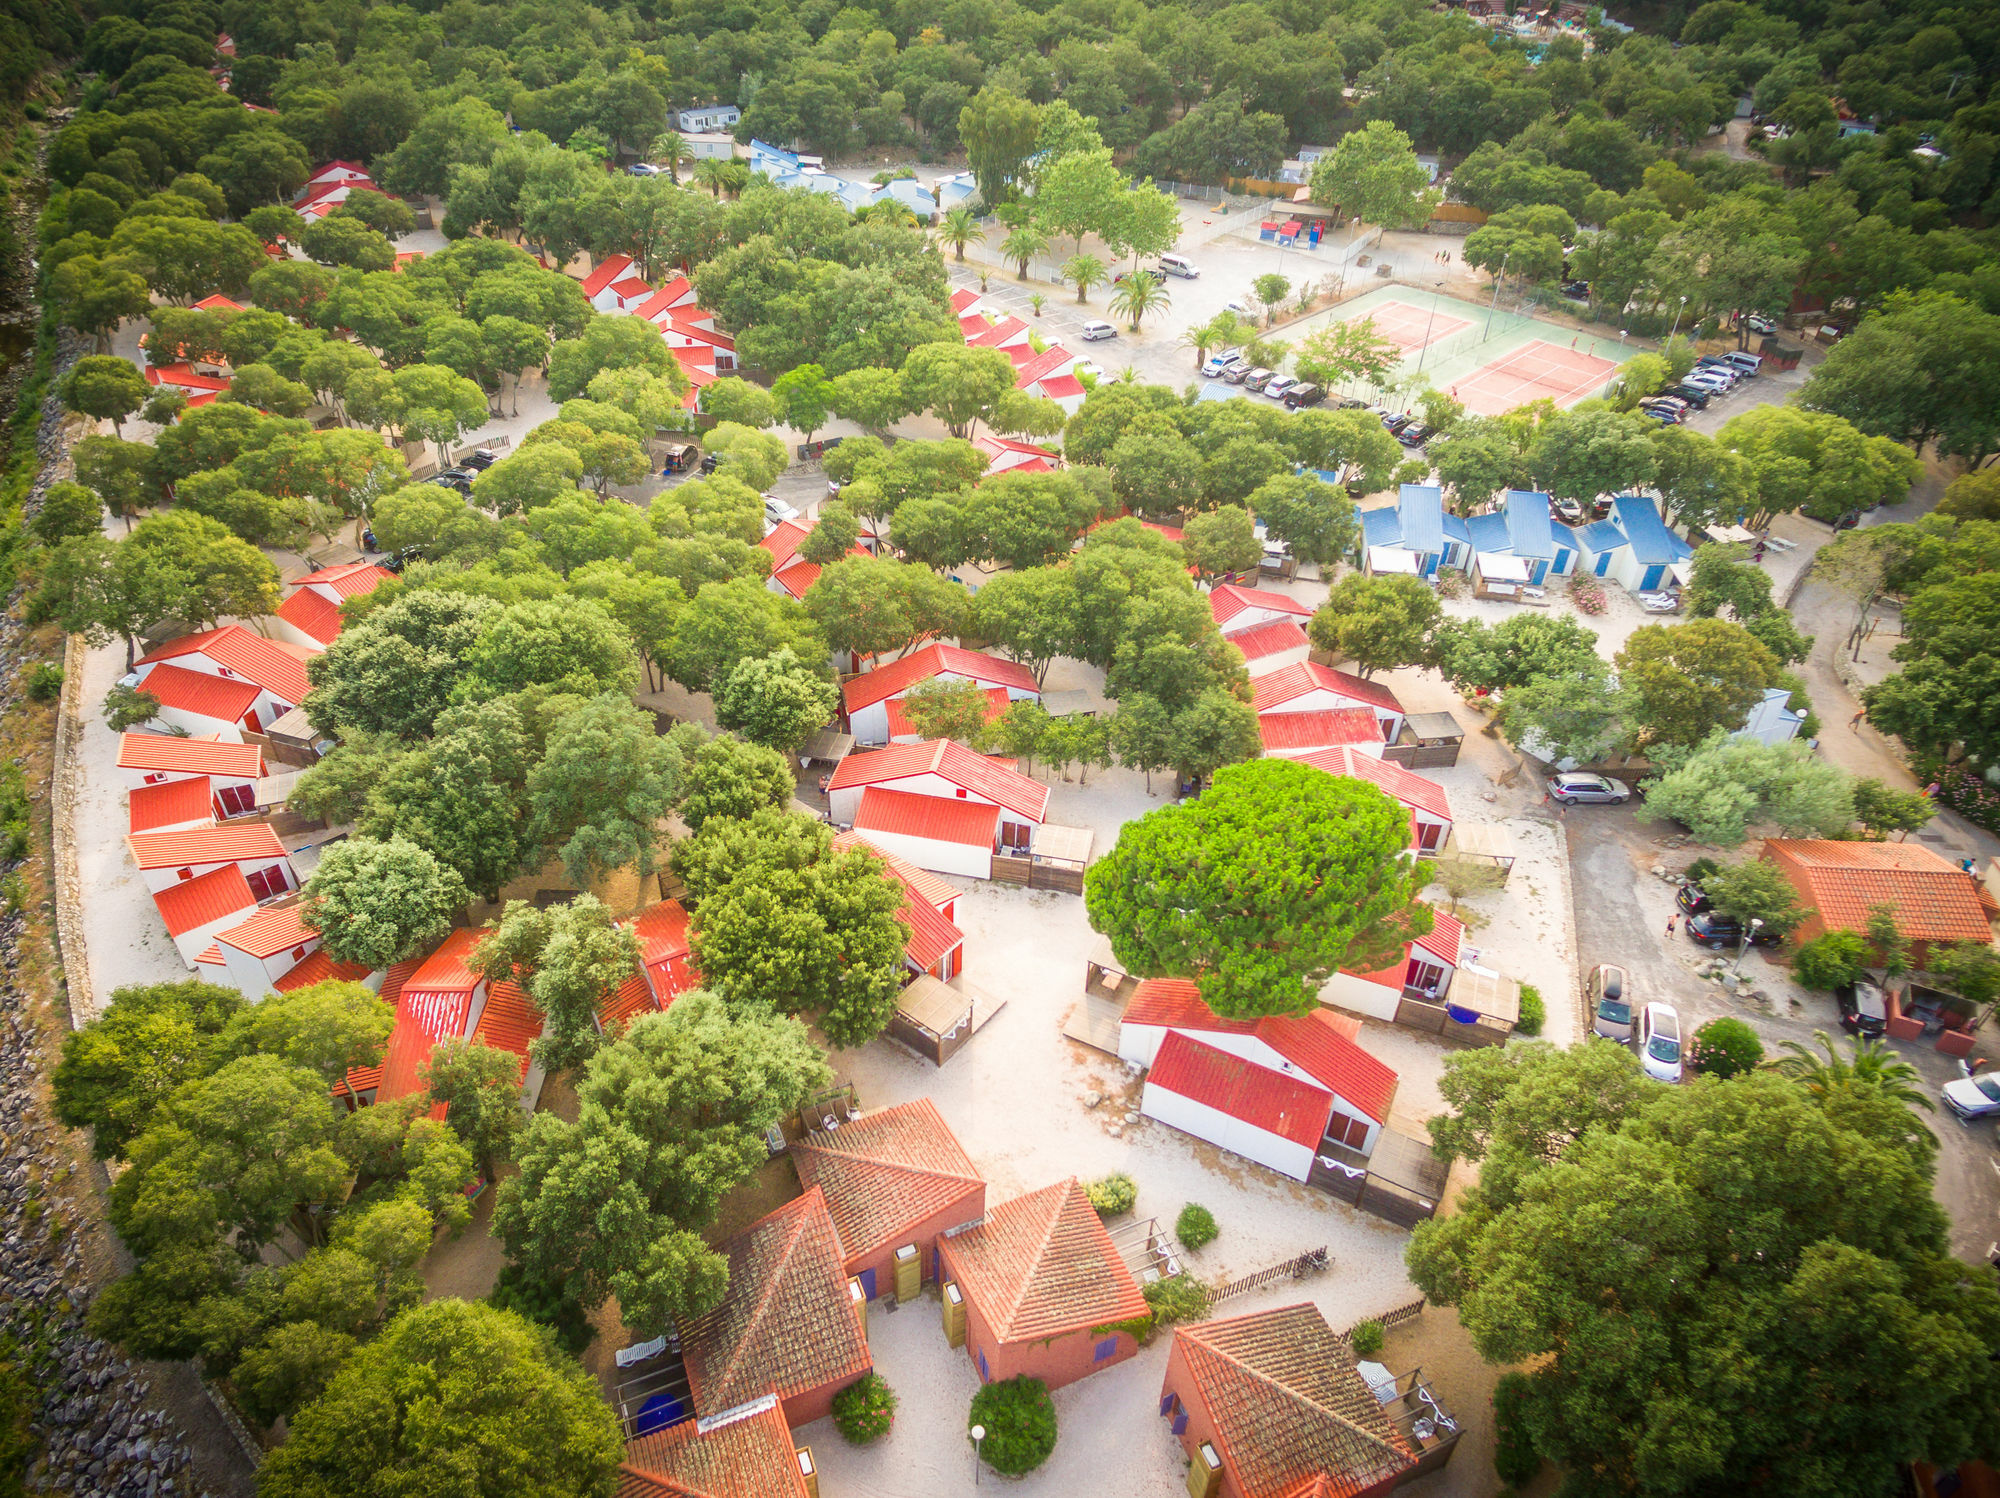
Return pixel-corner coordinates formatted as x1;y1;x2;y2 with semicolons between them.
1850;707;1866;731
1665;914;1678;937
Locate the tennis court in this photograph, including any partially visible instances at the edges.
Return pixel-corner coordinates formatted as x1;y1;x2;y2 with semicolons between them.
1364;299;1473;352
1450;340;1619;416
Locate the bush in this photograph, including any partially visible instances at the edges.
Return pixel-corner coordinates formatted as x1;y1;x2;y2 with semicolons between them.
487;1262;595;1356
1689;1017;1764;1078
1683;856;1723;885
1568;576;1607;616
1514;984;1545;1037
969;1376;1057;1476
102;682;161;731
832;1372;896;1444
1176;1202;1218;1250
1086;1172;1137;1217
25;663;62;703
1349;1319;1384;1358
1792;929;1870;991
1142;1275;1208;1325
1493;1371;1542;1487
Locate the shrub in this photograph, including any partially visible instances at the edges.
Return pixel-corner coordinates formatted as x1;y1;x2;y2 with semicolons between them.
1689;1017;1763;1078
969;1376;1057;1476
1514;984;1545;1037
1493;1371;1542;1488
1568;576;1607;615
1684;856;1723;885
102;683;161;732
1142;1275;1208;1325
832;1373;896;1444
1086;1172;1137;1217
1176;1202;1218;1250
1349;1319;1384;1358
1792;929;1870;991
25;663;63;703
487;1262;595;1356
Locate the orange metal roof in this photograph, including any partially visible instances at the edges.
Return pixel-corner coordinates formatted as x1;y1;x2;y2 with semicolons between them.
215;904;317;960
599;973;660;1032
301;561;394;597
841;644;1039;713
617;1396;808;1498
127;821;287;870
1296;746;1452;823
794;1099;984;1265
833;831;957;911
275;587;344;646
758;518;813;571
620;900;700;1006
152;864;257;937
472;980;543;1077
1150;1031;1334;1147
853;786;999;849
138;663;261;724
404;927;485;995
273;949;371;993
138;625;319;707
1764;838;1994;943
681;1186;872;1412
1224;619;1311;661
579;253;634;298
884;686;1010;741
828;738;1050;822
118;731;262;779
1257;709;1382;754
939;1178;1147;1344
1210;583;1313;627
127;776;213;834
1253;662;1403;716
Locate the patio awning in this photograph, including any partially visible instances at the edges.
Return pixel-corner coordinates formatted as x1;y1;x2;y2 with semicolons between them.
1447;822;1515;866
254;770;302;809
1477;553;1531;582
1449;965;1520;1024
1669;560;1694;586
1031;823;1094;867
896;975;971;1038
1709;523;1759;545
798;728;854;765
1368;545;1420;574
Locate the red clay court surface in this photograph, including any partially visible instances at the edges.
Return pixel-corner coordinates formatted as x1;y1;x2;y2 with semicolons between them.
1361;299;1473;351
1450;340;1618;416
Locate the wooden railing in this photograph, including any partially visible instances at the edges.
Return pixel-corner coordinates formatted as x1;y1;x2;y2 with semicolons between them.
1209;1246;1330;1304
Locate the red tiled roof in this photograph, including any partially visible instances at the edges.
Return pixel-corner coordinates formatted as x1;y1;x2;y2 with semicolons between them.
191;294;244;313
1174;1303;1413;1498
215;904;316;960
153;864;257;937
375;1001;438;1103
137;663;261;725
1210;583;1313;628
405;927;485;997
681;1187;872;1412
273;949;371;993
1149;1031;1333;1148
611;275;654;300
828;737;1050;822
759;518;813;571
599;973;660;1031
793;1099;984;1264
128;776;213;834
974;433;1058;459
1764;839;1993;943
275;587;344;646
1224;619;1310;662
377;956;424;1007
854;786;999;849
127;822;286;870
580;253;635;298
618;1397;809;1498
959;312;994;339
118;732;263;779
309;159;370;179
968;315;1028;348
1296;747;1451;823
622;899;697;1003
949;287;982;313
842;644;1039;713
139;625;319;707
666;317;734;350
940;1178;1147;1343
1257;710;1381;754
868;853;962;970
884;686;1010;741
1254;662;1403;716
194;943;223;966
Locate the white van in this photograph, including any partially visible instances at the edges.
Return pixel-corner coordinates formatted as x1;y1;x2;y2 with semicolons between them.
1158;254;1200;279
1724;350;1762;375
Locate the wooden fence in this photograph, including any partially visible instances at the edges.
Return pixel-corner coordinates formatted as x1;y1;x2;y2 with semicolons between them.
1209;1246;1330;1305
990;854;1085;895
1340;1297;1426;1344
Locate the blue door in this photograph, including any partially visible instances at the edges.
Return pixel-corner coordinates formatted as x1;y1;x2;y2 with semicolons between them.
857;1267;876;1300
1640;564;1664;590
1594;550;1611;577
1553;547;1571;575
1421;552;1438;578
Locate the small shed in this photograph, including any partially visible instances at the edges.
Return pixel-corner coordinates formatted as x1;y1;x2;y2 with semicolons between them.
1443;822;1516;880
890;975;975;1065
1039;689;1096;719
798;728;854;771
1395;965;1519;1047
1471;551;1532;599
1383;711;1464;769
1029;823;1094;894
261;705;330;767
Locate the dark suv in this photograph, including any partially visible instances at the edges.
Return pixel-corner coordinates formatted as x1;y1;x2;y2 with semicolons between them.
1685;912;1783;950
1675;883;1712;916
1837;979;1887;1037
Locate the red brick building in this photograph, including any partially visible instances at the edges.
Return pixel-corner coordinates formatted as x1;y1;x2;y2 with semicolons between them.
937;1177;1149;1391
792;1099;985;1301
679;1187;873;1429
1161;1303;1415;1498
1763;838;1997;966
617;1392;812;1498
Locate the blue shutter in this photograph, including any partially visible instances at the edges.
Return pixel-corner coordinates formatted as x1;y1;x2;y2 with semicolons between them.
977;1350;990;1382
1094;1337;1118;1362
857;1267;876;1300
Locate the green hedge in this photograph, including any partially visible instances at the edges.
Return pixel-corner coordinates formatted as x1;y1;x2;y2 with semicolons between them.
969;1376;1057;1475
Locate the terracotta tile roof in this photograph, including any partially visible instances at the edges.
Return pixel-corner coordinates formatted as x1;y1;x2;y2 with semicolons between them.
618;1397;808;1498
1175;1303;1413;1498
1149;1031;1334;1148
1210;583;1313;628
681;1187;872;1412
1296;747;1451;823
138;625;319;707
275;587;345;646
138;663;261;725
1764;839;1994;943
153;864;257;937
1254;663;1403;717
215;904;317;960
1257;710;1382;754
853;786;999;849
1224;619;1310;662
273;949;371;993
128;777;213;834
127;822;287;870
833;832;957;909
828;738;1050;823
884;687;1010;741
118;732;263;779
580;253;635;298
940;1178;1147;1343
841;644;1039;713
793;1099;984;1264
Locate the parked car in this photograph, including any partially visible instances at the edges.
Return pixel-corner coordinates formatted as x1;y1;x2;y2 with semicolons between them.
762;493;800;524
462;449;500;470
1943;1071;2000;1120
1724;351;1763;375
1672;384;1711;408
1684;912;1783;950
1683;371;1734;393
1646;395;1690;414
1072;361;1104;381
1675;883;1712;916
1837;978;1888;1038
1264;374;1299;400
1551;496;1588;526
1588;963;1634;1041
1241;367;1275;391
1382;413;1414;435
1636;1002;1684;1083
1546;772;1631;805
1158;254;1201;279
428;470;474;496
1560;280;1591;301
699;451;721;474
1201;348;1243;378
1080;320;1118;342
1398;422;1432;447
1283;382;1326;410
1589;497;1616;518
626;162;663;176
1223;363;1256;386
1744;314;1777;335
1223;299;1255;319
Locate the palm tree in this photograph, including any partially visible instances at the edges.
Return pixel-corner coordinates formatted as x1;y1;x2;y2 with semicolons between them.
1179;320;1223;372
1000;225;1049;281
1061;252;1106;304
938;205;982;263
1108;270;1171;333
694;158;731;198
649;135;696;183
1772;1030;1935;1114
1029;293;1045;318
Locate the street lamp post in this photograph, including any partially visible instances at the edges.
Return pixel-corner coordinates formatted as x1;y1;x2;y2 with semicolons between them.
1483;249;1512;339
1414;279;1447;376
1668;295;1689;343
971;1424;986;1486
1735;917;1764;973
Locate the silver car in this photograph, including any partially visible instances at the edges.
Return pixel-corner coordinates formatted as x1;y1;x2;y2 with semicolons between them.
1547;773;1631;805
1943;1073;2000;1120
1588;963;1633;1042
1636;1002;1683;1083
